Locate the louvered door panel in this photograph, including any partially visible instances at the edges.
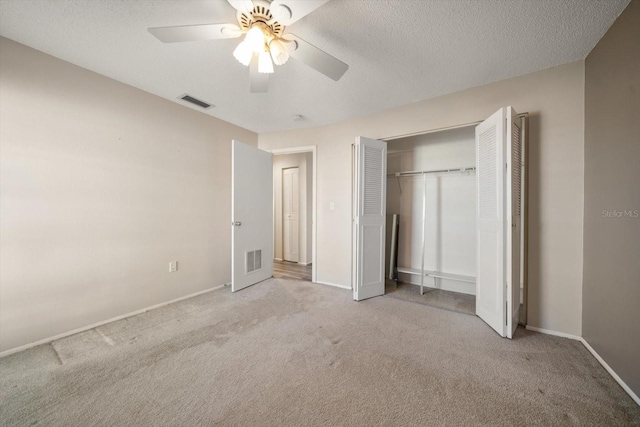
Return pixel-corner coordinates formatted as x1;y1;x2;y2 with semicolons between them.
506;108;522;338
475;108;506;337
353;137;387;301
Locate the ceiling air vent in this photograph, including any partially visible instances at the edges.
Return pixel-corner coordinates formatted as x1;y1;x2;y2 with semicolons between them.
178;94;213;109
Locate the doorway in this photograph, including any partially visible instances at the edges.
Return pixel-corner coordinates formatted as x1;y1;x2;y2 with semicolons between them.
352;107;528;338
269;146;317;283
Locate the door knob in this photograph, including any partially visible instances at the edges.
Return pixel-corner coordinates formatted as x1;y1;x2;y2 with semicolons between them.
232;221;242;226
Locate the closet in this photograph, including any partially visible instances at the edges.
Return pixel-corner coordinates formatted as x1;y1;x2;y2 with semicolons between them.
353;106;526;338
385;126;477;297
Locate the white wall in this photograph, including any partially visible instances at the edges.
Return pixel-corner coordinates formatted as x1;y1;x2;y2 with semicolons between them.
0;37;257;353
387;127;476;295
259;61;585;336
273;153;312;264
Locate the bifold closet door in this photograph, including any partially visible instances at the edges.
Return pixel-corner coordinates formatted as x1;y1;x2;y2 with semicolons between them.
231;140;273;292
353;136;387;301
475;107;521;338
506;107;522;338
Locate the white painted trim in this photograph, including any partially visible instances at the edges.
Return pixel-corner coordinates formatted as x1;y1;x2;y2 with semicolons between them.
383;122;480;142
274;258;283;262
298;261;312;266
525;325;582;341
269;146;317;155
315;280;351;290
0;284;227;358
266;145;317;284
579;338;640;406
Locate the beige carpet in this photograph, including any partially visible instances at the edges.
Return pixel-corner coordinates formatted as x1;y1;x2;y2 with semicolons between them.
1;278;638;426
384;279;476;315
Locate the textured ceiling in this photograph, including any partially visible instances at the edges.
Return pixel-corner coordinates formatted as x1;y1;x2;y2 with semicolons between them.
0;0;629;133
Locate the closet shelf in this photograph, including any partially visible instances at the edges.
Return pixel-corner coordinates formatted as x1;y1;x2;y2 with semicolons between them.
396;266;476;284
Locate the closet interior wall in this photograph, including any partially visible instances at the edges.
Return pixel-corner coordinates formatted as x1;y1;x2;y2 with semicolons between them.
386;126;477;295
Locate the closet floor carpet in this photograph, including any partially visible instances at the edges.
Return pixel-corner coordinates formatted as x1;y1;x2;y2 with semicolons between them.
384;279;476;315
1;278;638;426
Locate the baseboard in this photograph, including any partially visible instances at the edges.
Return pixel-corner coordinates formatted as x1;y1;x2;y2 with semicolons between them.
525;325;639;406
274;258;311;266
579;338;640;406
525;325;582;341
0;284;227;358
315;280;351;290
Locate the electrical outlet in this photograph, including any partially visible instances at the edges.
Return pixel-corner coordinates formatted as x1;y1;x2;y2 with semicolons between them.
169;261;178;272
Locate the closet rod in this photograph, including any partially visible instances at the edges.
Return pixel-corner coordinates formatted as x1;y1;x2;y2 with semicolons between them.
387;166;476;177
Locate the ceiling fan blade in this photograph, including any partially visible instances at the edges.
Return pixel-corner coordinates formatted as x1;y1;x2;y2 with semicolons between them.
250;56;269;93
148;23;242;43
270;0;330;26
227;0;254;13
285;34;348;81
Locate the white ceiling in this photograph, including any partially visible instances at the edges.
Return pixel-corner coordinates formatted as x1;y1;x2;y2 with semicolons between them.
0;0;629;133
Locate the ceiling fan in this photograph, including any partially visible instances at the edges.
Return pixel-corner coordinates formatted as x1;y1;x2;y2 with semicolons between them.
148;0;348;93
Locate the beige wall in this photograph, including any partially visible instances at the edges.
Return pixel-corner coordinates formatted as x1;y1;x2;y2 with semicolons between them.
583;0;640;396
0;37;257;353
273;153;312;264
260;61;585;336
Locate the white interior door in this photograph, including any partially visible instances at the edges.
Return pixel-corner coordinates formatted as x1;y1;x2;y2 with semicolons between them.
232;140;273;292
283;168;299;262
353;136;387;301
475;107;521;338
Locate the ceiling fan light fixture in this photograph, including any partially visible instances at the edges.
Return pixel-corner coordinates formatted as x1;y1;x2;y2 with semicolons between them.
233;40;253;66
245;26;266;52
258;50;274;74
269;38;289;65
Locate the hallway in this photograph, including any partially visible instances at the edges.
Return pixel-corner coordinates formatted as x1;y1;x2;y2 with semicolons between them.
273;260;312;281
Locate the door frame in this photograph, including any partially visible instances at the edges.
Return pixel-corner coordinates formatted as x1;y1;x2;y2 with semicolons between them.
267;146;317;284
380;115;528;327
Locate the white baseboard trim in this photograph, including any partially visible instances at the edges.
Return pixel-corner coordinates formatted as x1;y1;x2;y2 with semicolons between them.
0;284;227;359
315;280;351;290
274;258;311;266
525;325;582;341
579;338;640;406
525;325;639;406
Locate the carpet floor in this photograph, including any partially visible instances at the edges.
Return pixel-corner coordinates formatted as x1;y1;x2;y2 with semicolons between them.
1;278;638;426
384;279;476;316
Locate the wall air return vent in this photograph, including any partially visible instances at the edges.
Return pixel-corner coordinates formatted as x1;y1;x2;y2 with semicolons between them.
246;249;262;274
178;94;214;109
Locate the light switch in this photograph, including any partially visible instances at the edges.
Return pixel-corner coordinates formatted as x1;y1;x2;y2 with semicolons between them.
329;202;335;211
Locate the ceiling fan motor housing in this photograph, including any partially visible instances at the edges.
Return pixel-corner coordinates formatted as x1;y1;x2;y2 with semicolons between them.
237;1;285;38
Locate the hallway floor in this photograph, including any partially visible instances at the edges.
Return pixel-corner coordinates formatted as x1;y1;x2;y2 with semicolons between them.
273;260;312;281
